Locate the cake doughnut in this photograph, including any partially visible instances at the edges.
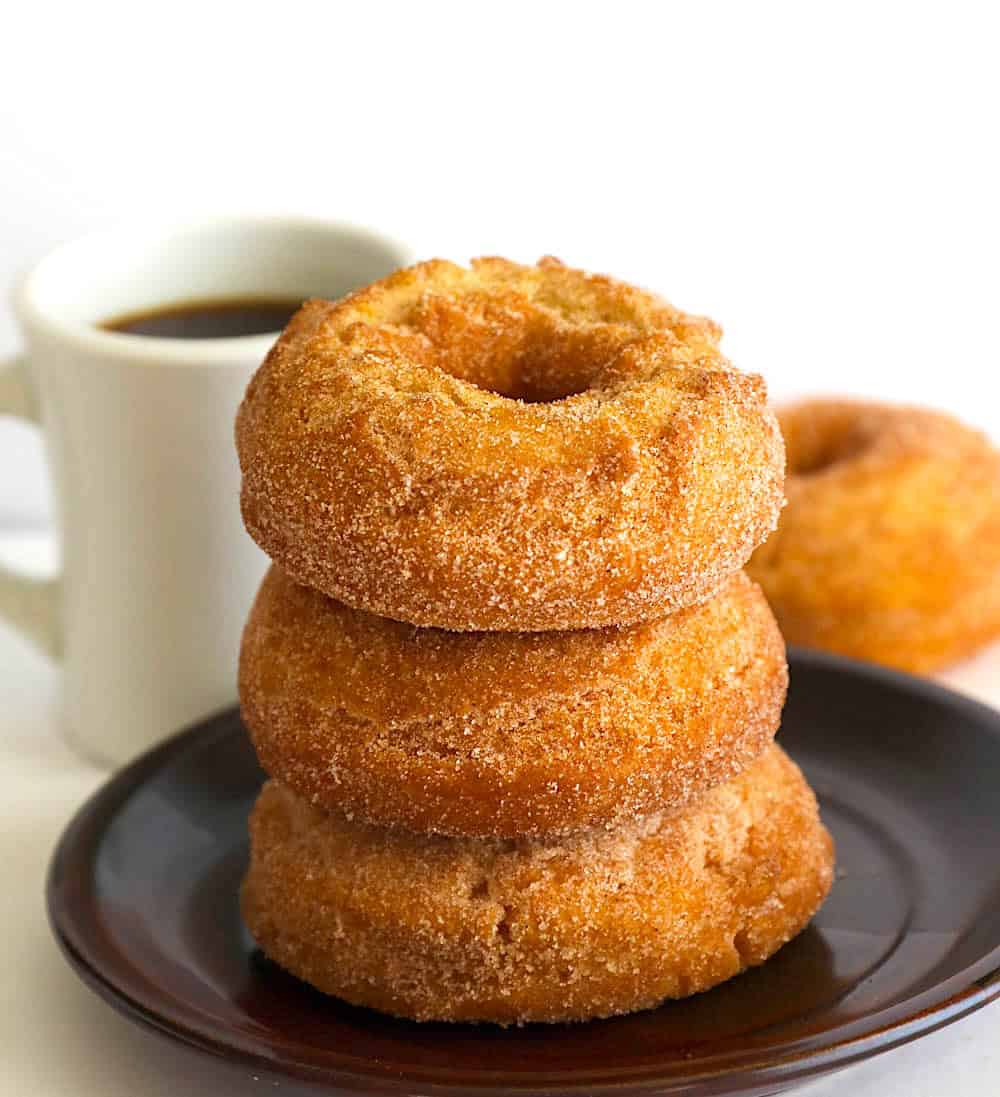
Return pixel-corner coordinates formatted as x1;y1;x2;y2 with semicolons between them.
242;745;834;1025
240;568;787;838
236;257;784;631
748;399;1000;673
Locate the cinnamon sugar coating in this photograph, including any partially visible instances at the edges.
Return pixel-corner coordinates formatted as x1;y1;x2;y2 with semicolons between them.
748;399;1000;672
242;745;834;1025
236;257;784;631
240;569;786;838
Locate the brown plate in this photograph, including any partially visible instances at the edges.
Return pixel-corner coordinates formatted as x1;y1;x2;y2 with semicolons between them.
47;649;1000;1096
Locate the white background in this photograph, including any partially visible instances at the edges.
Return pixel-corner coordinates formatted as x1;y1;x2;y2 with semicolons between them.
1;3;998;1096
2;1;1000;526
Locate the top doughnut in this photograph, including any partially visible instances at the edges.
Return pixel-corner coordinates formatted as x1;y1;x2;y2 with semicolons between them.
236;257;784;631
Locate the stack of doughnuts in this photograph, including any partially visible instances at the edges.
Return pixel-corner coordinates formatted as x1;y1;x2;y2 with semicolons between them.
235;257;834;1025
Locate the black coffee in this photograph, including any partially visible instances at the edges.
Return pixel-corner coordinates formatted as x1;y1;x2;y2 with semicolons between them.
102;297;302;339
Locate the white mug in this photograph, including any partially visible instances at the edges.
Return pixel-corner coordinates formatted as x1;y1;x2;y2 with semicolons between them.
0;216;412;767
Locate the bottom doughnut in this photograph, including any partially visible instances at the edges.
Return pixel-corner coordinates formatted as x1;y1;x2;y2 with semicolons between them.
242;745;834;1025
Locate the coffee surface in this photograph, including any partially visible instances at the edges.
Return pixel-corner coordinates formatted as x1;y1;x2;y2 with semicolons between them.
102;297;302;339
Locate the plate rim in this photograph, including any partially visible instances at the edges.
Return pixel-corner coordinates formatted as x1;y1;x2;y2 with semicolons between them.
46;648;1000;1095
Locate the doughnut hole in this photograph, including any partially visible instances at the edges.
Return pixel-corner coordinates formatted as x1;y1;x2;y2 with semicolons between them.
785;409;874;477
398;289;645;403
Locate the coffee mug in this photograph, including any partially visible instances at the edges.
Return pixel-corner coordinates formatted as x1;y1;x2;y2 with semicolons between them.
0;216;412;766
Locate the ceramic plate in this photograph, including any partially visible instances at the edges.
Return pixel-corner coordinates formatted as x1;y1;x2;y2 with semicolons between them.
48;650;1000;1096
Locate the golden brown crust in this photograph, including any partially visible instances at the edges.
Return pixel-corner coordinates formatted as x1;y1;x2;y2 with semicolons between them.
242;745;834;1025
236;257;784;631
748;399;1000;673
239;569;787;838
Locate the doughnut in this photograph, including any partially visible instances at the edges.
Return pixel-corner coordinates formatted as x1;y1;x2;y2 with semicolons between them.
236;256;784;631
239;568;787;838
748;399;1000;672
242;744;834;1025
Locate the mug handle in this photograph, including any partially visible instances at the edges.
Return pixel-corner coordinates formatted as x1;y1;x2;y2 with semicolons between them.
0;355;60;657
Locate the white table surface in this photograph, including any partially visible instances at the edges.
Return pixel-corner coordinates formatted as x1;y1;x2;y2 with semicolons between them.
1;530;998;1097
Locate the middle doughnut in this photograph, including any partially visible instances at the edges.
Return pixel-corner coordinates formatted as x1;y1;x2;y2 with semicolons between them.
240;568;787;839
